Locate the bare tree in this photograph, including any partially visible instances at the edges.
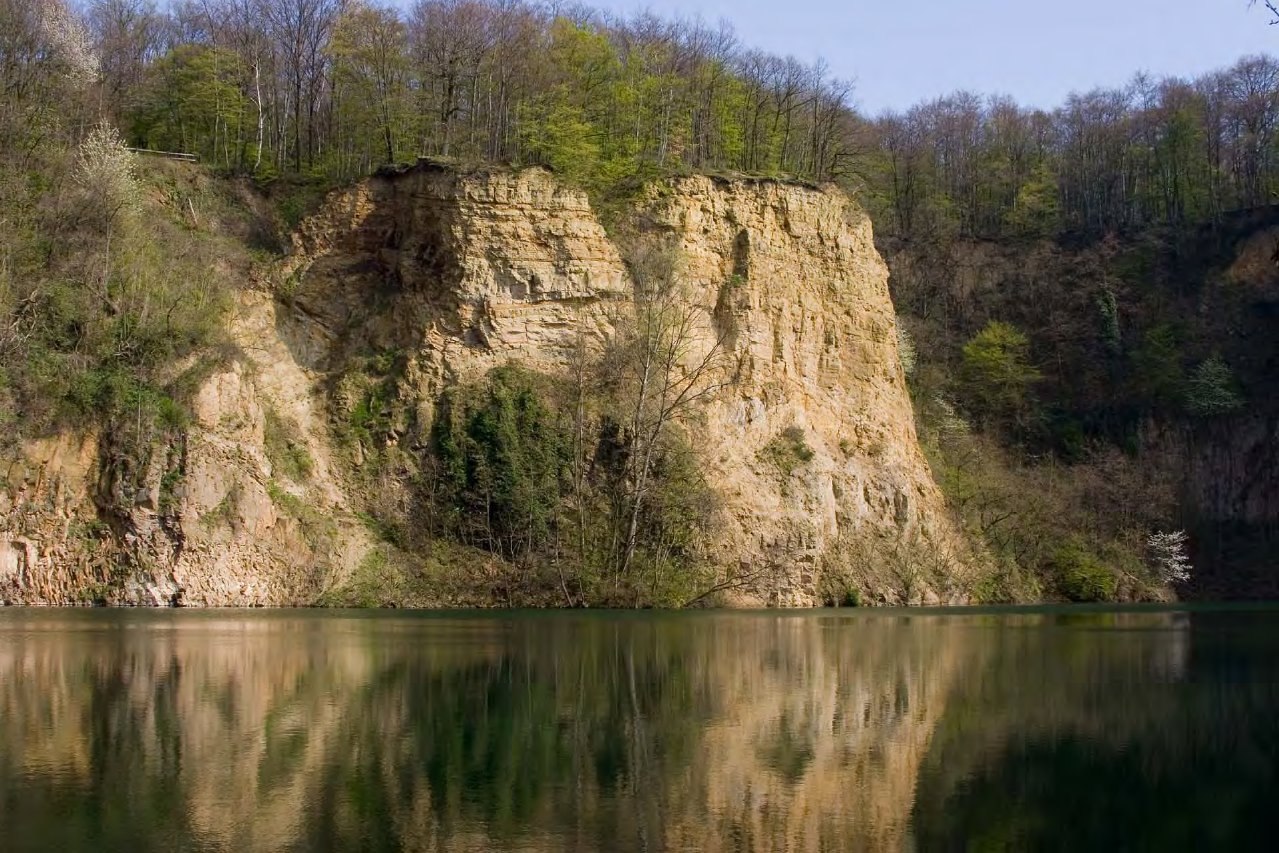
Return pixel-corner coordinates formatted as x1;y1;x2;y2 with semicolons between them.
1252;1;1279;25
610;240;729;582
408;0;491;158
258;0;338;172
88;0;162;110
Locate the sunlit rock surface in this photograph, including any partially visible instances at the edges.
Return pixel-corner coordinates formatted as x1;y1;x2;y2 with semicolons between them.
1;164;966;606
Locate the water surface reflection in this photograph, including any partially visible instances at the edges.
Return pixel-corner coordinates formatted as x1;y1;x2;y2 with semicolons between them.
0;608;1275;851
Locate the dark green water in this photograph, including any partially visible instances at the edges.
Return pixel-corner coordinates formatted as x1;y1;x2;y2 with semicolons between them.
0;607;1276;852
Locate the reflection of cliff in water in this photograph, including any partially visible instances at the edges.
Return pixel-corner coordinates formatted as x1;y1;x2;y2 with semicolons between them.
0;612;978;851
0;610;1255;852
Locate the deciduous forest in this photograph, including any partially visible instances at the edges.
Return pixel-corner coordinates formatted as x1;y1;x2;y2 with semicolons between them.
46;0;1279;231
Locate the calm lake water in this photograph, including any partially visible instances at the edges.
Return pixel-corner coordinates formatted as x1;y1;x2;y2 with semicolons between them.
0;607;1277;852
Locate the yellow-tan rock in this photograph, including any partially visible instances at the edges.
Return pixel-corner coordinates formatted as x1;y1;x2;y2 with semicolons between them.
0;164;967;606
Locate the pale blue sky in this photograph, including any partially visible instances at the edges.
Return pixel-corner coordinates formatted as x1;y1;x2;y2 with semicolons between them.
586;0;1277;113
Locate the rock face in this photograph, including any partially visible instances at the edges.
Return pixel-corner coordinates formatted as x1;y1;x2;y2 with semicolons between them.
1;294;371;607
1;164;965;606
639;177;962;603
279;163;629;378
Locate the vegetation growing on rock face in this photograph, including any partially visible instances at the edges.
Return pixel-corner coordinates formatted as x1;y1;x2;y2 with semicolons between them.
430;365;573;564
422;363;722;607
263;407;314;482
759;427;815;478
0;3;263;528
412;243;729;608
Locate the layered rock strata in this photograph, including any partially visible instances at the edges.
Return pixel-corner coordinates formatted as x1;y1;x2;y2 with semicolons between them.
1;164;965;606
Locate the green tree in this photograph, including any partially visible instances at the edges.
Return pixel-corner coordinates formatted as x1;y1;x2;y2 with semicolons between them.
433;365;572;562
1129;324;1184;410
520;95;602;185
959;321;1041;433
131;44;248;166
328;2;411;170
1003;161;1061;237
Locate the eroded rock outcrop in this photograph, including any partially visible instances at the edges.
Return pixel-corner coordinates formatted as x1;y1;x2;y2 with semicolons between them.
1;163;967;606
638;177;964;603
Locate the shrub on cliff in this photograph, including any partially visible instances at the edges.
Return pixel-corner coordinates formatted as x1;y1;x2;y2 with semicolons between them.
1052;540;1118;602
759;426;815;477
431;365;573;563
422;305;725;607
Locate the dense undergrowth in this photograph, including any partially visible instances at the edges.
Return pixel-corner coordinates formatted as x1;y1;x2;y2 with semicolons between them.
890;212;1279;601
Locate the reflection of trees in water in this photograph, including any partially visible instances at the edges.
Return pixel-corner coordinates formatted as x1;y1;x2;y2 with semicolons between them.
0;610;1255;852
912;610;1279;851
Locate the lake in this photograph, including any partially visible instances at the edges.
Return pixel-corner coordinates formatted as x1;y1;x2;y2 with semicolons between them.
0;607;1276;851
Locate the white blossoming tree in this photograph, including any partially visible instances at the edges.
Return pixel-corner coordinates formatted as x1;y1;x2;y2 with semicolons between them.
74;120;139;313
896;318;917;378
37;0;99;85
1148;530;1192;585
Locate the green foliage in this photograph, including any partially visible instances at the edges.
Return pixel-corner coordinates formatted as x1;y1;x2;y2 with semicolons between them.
265;480;300;514
912;385;1170;604
1185;356;1244;417
1003;162;1061;237
520;95;603;187
327;3;412;168
819;576;861;608
1096;288;1121;355
322;549;394;608
759;426;815;477
333;349;407;459
1129;324;1184;410
1052;540;1118;602
958;321;1041;433
200;483;240;529
131;45;249;168
0;110;246;458
158;465;184;516
625;434;720;606
356;512;405;548
279;179;337;230
263;407;313;483
267;481;336;538
420;358;721;607
431;365;573;562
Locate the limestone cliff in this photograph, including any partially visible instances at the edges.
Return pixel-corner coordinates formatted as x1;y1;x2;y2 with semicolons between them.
1;163;967;606
637;176;963;603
